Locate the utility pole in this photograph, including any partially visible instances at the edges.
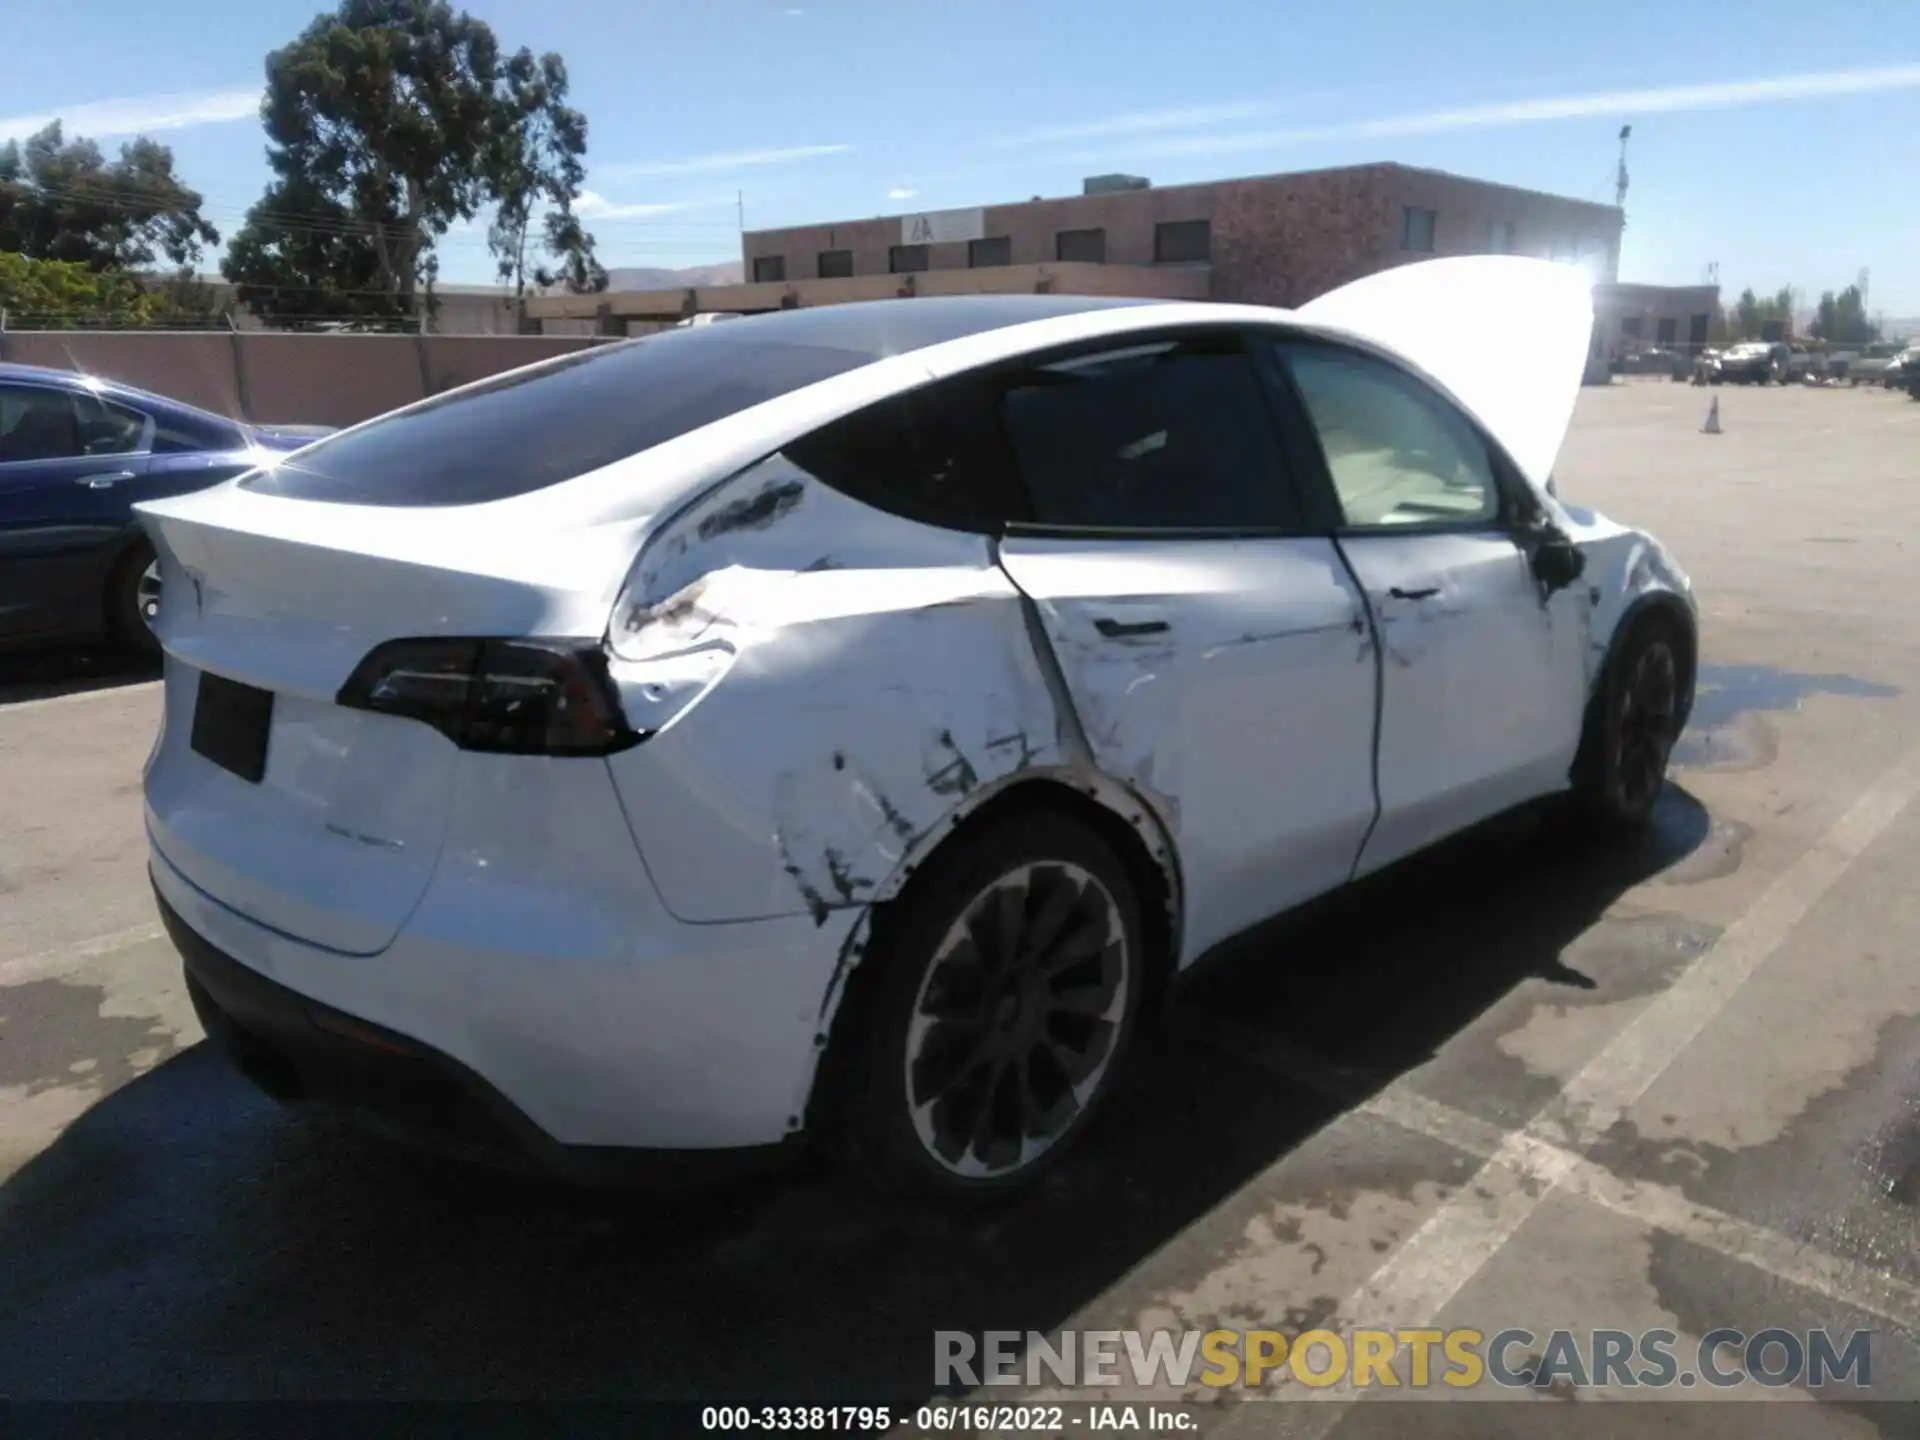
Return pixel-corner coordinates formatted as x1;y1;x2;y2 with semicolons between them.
1615;124;1631;211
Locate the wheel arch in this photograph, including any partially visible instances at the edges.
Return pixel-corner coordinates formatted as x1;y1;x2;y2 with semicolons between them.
1571;588;1697;791
801;769;1185;1137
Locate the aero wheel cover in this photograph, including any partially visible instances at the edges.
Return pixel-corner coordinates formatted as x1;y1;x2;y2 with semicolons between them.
1614;638;1679;811
903;860;1130;1180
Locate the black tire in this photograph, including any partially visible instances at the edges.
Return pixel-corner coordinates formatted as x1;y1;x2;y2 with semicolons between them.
107;537;162;657
825;808;1146;1203
1571;612;1689;830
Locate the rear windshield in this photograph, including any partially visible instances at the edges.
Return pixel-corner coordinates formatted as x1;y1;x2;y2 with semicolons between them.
243;296;1157;508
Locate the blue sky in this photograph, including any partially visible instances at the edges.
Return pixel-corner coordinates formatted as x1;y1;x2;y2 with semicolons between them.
5;0;1919;315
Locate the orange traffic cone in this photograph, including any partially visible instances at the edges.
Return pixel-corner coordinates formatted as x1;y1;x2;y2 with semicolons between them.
1702;396;1722;434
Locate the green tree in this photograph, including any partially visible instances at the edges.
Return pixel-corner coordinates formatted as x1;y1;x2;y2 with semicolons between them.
1733;288;1761;337
223;176;409;328
0;252;166;328
487;50;604;326
0;123;219;271
224;0;597;325
1809;285;1878;345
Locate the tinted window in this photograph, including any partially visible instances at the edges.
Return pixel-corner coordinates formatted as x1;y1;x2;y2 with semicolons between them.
1154;220;1210;264
1057;228;1105;263
153;409;244;454
245;298;1167;507
1402;207;1436;252
752;255;786;282
247;337;864;506
784;372;1027;531
999;335;1300;531
889;244;929;274
969;236;1012;268
818;249;853;278
0;384;144;462
1278;342;1497;529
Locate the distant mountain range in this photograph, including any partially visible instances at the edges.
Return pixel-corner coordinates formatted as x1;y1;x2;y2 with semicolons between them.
602;262;743;290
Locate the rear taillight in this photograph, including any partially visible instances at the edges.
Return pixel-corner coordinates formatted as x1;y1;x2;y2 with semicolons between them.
337;638;643;756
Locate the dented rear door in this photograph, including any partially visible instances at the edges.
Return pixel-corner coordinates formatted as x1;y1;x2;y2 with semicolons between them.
990;331;1379;961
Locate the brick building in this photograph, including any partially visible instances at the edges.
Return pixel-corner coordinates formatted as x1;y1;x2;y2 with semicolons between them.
526;162;1666;331
743;163;1622;306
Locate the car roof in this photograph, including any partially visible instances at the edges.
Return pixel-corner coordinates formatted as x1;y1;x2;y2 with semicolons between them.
645;294;1168;360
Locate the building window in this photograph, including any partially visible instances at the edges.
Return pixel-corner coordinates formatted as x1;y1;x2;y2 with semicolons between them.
1487;220;1515;254
1620;316;1643;339
968;236;1012;268
1656;317;1677;345
751;255;786;283
818;249;853;279
889;244;930;274
1154;219;1211;264
1401;207;1436;252
1056;228;1106;264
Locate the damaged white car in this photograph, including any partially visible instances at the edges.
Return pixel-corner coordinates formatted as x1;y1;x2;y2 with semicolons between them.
140;257;1695;1199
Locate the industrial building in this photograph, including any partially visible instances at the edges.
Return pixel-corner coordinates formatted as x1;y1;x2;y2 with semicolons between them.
525;161;1714;359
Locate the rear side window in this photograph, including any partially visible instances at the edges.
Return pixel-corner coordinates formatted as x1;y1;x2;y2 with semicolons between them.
244;333;880;507
153;411;243;454
998;336;1302;531
783;373;1029;532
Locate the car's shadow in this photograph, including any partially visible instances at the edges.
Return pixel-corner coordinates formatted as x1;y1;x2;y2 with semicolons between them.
0;787;1711;1403
0;643;158;708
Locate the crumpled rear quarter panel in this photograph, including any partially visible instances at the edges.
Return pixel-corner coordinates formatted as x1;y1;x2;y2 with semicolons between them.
604;459;1070;925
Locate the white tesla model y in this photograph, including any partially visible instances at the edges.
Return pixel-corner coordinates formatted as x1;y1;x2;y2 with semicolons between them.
141;258;1695;1200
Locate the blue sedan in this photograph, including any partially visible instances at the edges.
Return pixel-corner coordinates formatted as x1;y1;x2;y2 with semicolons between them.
0;363;328;652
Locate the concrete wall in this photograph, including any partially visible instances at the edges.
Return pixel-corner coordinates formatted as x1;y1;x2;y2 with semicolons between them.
0;330;606;427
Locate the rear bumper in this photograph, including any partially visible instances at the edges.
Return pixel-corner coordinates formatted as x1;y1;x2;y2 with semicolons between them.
149;818;863;1158
161;878;809;1184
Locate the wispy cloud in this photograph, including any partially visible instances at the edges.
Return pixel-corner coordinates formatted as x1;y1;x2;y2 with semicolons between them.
992;100;1282;150
602;143;851;180
1092;63;1920;162
886;186;918;200
575;189;710;219
0;86;260;143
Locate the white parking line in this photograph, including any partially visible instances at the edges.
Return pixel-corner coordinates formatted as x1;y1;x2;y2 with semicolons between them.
1212;735;1920;1429
0;680;161;716
0;921;165;986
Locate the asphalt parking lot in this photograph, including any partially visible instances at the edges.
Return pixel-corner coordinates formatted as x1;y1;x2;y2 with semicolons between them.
3;379;1920;1432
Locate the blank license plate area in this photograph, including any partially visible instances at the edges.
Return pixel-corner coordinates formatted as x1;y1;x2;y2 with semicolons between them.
191;672;274;783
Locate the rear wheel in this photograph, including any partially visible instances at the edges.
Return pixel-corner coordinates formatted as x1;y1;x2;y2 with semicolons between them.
108;538;162;656
828;810;1145;1202
1572;613;1687;830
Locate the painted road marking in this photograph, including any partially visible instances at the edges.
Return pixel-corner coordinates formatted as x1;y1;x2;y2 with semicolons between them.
0;921;165;986
1210;734;1920;1430
0;680;160;716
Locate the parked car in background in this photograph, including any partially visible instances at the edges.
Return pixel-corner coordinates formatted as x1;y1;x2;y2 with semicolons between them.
141;259;1697;1200
1706;341;1772;384
0;364;329;653
1894;345;1920;396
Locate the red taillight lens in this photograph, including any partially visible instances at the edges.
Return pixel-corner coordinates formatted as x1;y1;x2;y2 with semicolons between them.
337;638;643;755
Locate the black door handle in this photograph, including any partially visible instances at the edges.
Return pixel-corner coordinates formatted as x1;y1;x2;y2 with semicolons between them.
1388;586;1440;601
1094;617;1170;639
